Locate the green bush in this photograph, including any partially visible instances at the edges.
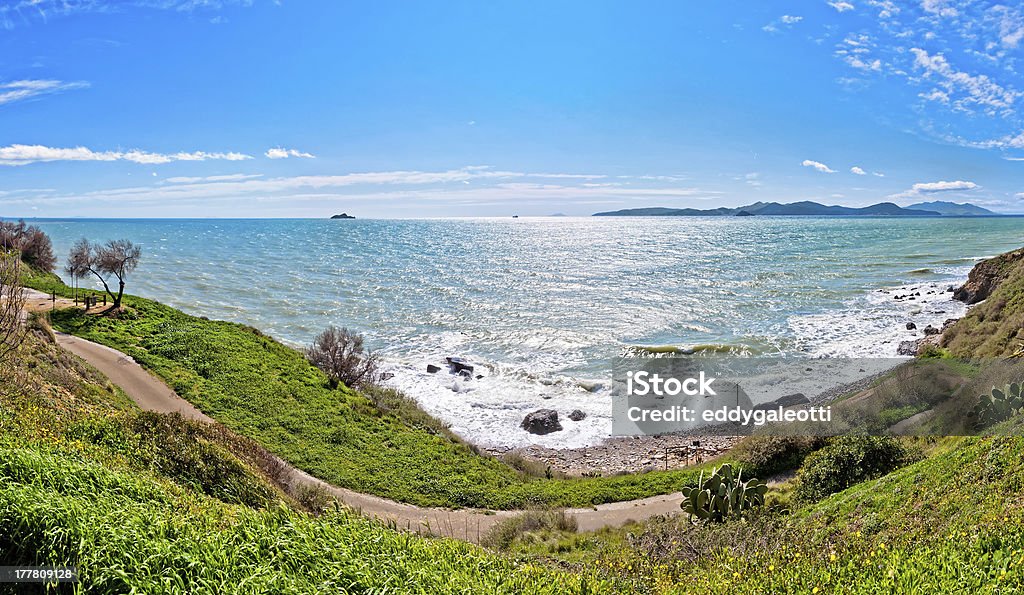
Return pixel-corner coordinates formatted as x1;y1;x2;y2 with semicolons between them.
731;436;828;477
483;509;578;550
794;436;916;502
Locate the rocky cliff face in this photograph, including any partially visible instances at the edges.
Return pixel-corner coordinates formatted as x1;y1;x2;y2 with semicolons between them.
939;246;1024;358
953;249;1024;304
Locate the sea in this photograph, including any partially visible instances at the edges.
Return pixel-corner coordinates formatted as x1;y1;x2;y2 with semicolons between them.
29;216;1024;449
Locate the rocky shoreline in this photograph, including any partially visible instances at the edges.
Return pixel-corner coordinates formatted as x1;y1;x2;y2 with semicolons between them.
487;435;741;477
483;255;1009;477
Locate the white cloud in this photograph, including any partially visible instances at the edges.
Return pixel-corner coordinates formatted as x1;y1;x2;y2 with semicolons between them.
0;144;252;166
265;147;316;159
164;174;264;184
921;0;959;18
873;171;886;177
17;166;721;209
845;56;882;71
850;166;867;175
994;6;1024;48
0;79;89;106
911;180;978;193
828;1;854;13
1016;192;1024;200
801;159;837;173
763;15;802;33
910;48;1022;115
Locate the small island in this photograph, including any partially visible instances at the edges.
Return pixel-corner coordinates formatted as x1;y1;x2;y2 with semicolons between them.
330;213;356;219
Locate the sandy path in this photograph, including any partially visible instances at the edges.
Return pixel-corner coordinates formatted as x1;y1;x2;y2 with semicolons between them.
54;331;684;542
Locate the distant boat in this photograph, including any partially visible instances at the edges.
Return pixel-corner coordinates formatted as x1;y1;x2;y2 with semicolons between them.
512;215;519;218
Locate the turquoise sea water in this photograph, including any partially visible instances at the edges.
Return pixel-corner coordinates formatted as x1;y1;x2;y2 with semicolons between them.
30;216;1024;447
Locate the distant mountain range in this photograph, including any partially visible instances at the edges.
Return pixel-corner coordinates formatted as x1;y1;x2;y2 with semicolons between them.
904;201;995;216
593;200;997;217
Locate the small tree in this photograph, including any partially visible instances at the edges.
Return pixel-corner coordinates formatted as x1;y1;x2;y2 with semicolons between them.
0;220;56;271
0;252;26;365
305;326;381;389
66;239;142;309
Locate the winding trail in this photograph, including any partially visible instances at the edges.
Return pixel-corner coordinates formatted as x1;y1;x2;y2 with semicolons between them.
54;329;684;542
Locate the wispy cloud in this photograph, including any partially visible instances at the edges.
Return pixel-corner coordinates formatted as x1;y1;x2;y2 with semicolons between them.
265;147;316;159
850;166;866;175
828;1;855;12
0;1;257;29
163;173;264;184
11;166;722;209
0;144;252;166
910;48;1021;116
0;79;88;106
763;15;803;33
801;159;837;173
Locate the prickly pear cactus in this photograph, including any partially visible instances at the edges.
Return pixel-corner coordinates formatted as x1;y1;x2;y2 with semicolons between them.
679;463;769;523
972;382;1024;429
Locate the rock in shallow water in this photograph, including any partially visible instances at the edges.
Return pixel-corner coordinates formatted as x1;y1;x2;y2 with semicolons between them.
521;409;563;435
568;409;586;422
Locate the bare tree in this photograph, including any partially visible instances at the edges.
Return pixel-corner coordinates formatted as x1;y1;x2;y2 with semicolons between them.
305;326;381;389
0;253;26;365
66;239;142;309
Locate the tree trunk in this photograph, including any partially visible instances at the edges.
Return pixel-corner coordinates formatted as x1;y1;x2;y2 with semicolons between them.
115;279;125;308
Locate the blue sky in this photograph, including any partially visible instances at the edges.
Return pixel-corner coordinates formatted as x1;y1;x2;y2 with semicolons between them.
1;0;1023;217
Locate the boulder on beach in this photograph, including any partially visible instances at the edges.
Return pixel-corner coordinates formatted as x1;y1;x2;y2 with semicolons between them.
898;340;920;356
568;409;587;422
521;409;563;435
427;364;441;373
753;393;809;410
924;325;940;336
906;322;917;330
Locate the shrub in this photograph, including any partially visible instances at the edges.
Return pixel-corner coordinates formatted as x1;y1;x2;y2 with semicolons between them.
794;436;917;502
731;436;828;477
482;509;578;550
305;326;381;389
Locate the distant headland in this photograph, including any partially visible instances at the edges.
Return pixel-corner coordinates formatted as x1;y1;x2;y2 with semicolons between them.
593;200;996;217
330;213;356;219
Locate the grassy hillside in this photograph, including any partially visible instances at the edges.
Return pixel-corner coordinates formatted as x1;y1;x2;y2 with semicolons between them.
490;436;1024;593
940;249;1024;358
27;272;721;510
0;329;609;593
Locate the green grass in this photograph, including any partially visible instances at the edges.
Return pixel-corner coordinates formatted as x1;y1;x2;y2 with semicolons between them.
941;249;1024;358
28;275;717;510
494;436;1024;593
0;442;611;594
1;332;614;593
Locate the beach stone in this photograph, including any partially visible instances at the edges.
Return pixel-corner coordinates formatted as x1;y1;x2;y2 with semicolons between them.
753;392;809;410
924;325;940;336
898;340;920;356
906;322;917;330
568;409;587;422
426;364;441;373
521;409;563;435
446;357;474;374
